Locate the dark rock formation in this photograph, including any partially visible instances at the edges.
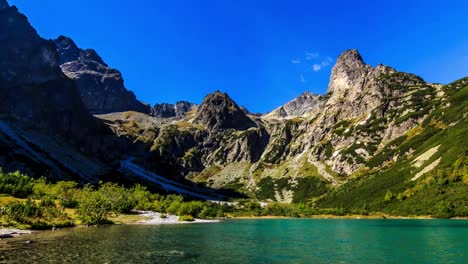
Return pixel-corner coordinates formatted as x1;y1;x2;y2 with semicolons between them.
193;91;256;130
0;0;9;9
54;36;150;115
151;101;197;118
0;4;130;181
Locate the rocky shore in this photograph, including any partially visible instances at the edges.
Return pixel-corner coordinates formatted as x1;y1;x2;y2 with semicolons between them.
0;228;32;239
136;211;220;225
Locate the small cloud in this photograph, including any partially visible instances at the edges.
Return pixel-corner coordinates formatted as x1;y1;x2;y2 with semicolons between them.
306;52;319;60
291;59;301;64
300;74;306;83
312;57;334;72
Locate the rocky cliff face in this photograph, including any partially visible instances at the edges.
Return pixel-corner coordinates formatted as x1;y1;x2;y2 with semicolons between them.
263;92;324;120
151;101;197;119
2;0;465;207
193;91;257;130
0;4;132;182
54;36;150;115
103;49;450;202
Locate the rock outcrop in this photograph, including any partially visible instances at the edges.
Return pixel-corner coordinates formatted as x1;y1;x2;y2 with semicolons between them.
193;91;256;130
151;101;197;119
2;0;465;208
54;36;150;115
0;3;130;181
263;92;324;119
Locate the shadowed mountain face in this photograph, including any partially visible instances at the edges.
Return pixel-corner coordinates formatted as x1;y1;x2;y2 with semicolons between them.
151;101;197;119
0;0;8;9
1;1;466;213
0;4;133;181
54;36;150;115
193;91;257;130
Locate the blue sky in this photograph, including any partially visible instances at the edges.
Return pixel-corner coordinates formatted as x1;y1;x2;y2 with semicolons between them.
9;0;468;113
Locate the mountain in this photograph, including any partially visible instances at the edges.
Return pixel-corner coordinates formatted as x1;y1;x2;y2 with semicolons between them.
54;36;150;115
193;91;257;130
1;1;466;216
0;4;133;182
263;92;323;120
105;49;466;214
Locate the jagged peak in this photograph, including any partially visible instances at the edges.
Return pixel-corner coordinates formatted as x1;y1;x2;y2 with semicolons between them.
335;49;366;67
55;35;78;49
199;90;236;107
54;36;106;66
194;91;256;130
0;0;9;9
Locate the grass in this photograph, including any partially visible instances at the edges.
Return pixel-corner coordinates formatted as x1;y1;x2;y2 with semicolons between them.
317;78;468;217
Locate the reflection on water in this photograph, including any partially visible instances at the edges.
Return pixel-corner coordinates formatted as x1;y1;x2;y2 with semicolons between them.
0;219;467;264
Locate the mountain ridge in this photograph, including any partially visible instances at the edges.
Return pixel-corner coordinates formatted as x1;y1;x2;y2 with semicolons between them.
0;1;466;216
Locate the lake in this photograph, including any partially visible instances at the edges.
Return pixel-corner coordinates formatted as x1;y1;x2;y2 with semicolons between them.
1;219;467;263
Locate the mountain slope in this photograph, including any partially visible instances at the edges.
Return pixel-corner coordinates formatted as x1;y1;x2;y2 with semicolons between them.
102;49;466;209
54;36;150;115
0;4;130;182
318;77;468;217
1;1;466;214
263;92;323;120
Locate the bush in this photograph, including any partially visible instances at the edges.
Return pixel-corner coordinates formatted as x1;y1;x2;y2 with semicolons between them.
0;170;34;198
0;199;72;229
179;215;195;222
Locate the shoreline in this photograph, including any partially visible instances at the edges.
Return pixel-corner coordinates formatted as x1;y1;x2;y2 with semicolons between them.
232;214;468;220
0;228;33;239
2;213;466;239
134;211;220;225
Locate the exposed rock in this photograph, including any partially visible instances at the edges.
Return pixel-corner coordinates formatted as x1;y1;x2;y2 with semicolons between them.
263;92;324;119
152;103;176;118
193;91;256;130
54;36;150;115
0;5;133;182
151;101;197;119
0;6;63;88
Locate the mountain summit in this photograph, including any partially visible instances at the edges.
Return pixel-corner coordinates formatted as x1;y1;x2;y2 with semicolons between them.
53;36;150;115
194;91;256;130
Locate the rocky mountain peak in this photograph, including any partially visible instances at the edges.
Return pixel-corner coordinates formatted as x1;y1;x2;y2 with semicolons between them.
0;0;9;9
0;4;63;88
193;91;256;130
336;49;365;66
326;49;373;104
54;36;106;65
53;36;149;115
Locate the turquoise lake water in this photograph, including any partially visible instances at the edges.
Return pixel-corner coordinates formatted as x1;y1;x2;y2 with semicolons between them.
1;219;467;263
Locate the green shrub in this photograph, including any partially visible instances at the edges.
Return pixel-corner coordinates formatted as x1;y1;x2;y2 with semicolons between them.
179;215;195;222
0;170;34;198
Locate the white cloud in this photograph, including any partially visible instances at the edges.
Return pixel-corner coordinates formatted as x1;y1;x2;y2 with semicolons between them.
312;57;334;72
306;52;319;60
291;59;301;64
313;64;322;72
300;74;306;83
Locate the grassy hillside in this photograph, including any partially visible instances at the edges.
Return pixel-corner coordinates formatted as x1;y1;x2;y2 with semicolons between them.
318;78;468;217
